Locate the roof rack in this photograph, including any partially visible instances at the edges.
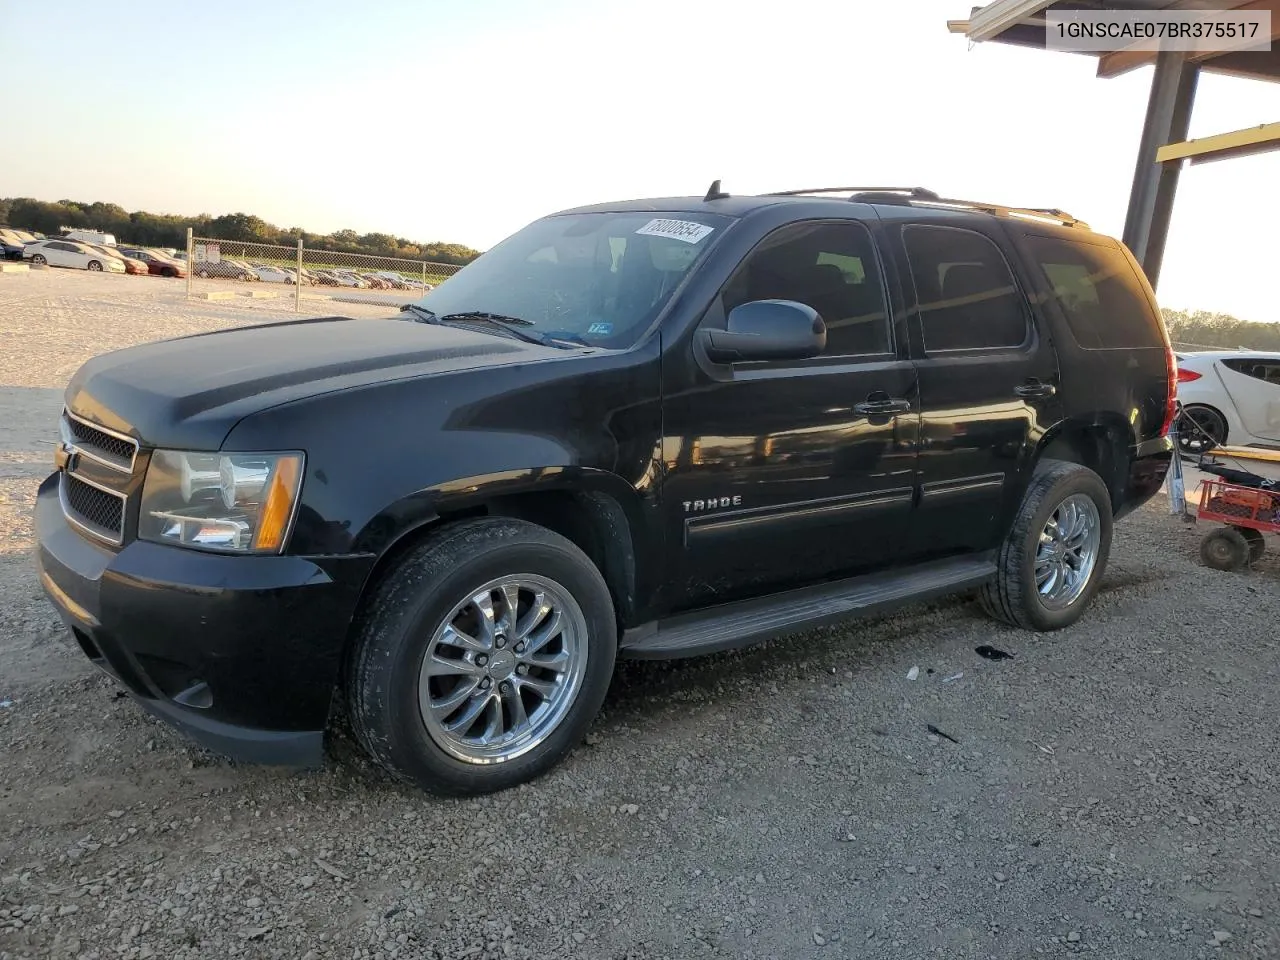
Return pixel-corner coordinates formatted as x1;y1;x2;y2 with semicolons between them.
765;185;1087;228
904;195;1090;229
766;186;940;199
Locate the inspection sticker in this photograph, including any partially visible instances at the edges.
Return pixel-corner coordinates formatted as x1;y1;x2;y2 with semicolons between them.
635;218;715;244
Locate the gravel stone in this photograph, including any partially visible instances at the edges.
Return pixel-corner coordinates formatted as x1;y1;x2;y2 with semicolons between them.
0;273;1278;959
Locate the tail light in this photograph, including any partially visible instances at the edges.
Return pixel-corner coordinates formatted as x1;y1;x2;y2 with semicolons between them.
1159;345;1178;436
1176;368;1202;383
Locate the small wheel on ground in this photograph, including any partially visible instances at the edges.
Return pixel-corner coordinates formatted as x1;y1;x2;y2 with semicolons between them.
31;254;46;265
198;269;210;278
1200;527;1250;571
980;459;1114;631
345;517;617;797
87;260;103;272
1233;526;1265;564
162;267;177;278
1175;405;1227;455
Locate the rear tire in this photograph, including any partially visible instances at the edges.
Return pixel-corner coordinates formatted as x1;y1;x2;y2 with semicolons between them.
31;254;46;265
198;269;210;278
1201;527;1250;571
345;517;617;797
980;459;1113;631
1235;526;1265;565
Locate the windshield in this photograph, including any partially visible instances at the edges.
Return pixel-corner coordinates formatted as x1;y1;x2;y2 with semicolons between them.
408;211;730;349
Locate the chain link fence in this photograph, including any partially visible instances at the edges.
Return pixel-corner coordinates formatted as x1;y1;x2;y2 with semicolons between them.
184;230;464;311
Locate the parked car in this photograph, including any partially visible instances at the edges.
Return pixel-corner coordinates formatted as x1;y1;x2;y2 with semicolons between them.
81;242;149;276
373;271;414;290
118;247;187;278
252;264;294;283
193;258;259;282
0;228;32;260
34;184;1175;798
334;270;371;288
357;273;390;289
1173;350;1280;453
23;238;126;273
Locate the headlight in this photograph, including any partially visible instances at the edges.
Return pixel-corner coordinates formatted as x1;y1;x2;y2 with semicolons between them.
139;450;304;554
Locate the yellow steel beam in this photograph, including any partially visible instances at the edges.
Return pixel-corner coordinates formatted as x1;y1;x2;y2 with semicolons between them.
1156;121;1280;164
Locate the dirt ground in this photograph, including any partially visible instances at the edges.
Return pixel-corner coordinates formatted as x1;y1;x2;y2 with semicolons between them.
1;269;1277;960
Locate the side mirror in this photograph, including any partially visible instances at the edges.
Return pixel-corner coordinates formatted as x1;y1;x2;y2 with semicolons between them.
698;299;826;364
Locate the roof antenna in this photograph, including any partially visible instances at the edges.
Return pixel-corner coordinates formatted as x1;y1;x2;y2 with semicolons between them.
703;179;729;202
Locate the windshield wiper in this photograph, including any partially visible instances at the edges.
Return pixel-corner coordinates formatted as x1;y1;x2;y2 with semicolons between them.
401;305;586;350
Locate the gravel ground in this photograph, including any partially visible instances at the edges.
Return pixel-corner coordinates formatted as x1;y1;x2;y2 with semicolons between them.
1;269;1278;960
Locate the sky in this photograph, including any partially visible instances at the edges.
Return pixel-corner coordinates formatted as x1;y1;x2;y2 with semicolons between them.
3;0;1278;321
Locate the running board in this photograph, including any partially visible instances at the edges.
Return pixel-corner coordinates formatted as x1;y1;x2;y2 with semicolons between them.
619;555;996;660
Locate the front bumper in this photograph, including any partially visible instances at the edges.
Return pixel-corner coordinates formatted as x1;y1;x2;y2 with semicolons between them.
34;474;373;765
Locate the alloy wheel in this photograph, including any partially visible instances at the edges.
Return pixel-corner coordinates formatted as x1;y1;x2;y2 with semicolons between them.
418;574;588;764
1035;493;1102;610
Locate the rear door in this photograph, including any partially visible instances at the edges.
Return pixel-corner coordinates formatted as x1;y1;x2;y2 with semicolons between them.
883;217;1063;560
45;241;84;268
1219;357;1280;442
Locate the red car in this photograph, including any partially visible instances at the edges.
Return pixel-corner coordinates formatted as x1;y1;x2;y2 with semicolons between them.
82;243;150;276
119;247;188;278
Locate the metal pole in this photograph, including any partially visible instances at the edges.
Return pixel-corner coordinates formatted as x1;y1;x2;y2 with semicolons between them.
1121;48;1198;288
421;260;427;294
186;228;193;300
295;238;303;313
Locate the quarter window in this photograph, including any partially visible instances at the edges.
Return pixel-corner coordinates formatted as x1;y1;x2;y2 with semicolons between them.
1024;234;1162;350
902;225;1028;351
721;221;891;357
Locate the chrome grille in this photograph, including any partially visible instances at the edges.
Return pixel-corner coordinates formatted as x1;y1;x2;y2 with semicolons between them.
61;410;138;473
60;472;126;545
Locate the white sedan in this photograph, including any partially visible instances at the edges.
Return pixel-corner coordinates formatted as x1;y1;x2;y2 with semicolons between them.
24;239;126;273
1174;350;1280;453
253;264;294;284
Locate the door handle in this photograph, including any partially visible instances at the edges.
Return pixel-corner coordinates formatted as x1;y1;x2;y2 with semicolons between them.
854;394;912;415
1014;379;1056;399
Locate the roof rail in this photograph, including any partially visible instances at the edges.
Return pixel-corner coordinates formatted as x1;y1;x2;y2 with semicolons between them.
766;186;940;199
850;192;1089;228
763;186;1088;228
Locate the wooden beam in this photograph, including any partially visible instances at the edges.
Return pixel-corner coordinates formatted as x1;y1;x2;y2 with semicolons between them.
1097;0;1279;78
1155;121;1280;164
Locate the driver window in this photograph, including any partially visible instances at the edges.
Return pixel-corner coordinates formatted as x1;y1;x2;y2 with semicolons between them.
721;221;891;357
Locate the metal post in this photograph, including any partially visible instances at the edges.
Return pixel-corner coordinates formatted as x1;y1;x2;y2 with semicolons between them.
295;238;303;313
421;260;427;294
1121;49;1199;288
185;228;193;300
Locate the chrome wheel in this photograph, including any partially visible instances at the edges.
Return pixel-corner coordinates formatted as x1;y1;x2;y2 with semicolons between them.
1035;493;1101;609
418;574;588;764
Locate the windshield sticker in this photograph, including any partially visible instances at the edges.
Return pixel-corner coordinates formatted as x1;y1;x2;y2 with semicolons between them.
587;321;613;336
635;218;714;244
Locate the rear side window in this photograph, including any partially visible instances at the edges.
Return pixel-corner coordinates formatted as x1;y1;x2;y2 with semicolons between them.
1221;358;1280;384
902;225;1028;352
1025;235;1160;349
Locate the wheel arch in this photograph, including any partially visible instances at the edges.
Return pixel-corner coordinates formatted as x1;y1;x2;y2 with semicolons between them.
349;467;650;638
1034;418;1132;515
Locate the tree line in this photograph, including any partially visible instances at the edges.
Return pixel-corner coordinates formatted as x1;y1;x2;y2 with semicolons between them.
1162;309;1280;352
0;197;482;266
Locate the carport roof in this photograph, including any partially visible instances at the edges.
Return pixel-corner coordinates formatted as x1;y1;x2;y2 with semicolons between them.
948;0;1280;81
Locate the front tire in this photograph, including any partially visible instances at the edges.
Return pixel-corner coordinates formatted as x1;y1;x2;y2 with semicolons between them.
346;517;617;796
87;260;103;272
980;459;1113;631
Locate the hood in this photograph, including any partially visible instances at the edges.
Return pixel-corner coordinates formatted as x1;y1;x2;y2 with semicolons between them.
64;315;553;450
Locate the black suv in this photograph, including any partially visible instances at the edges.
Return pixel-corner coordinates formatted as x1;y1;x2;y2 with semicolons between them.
35;185;1176;796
